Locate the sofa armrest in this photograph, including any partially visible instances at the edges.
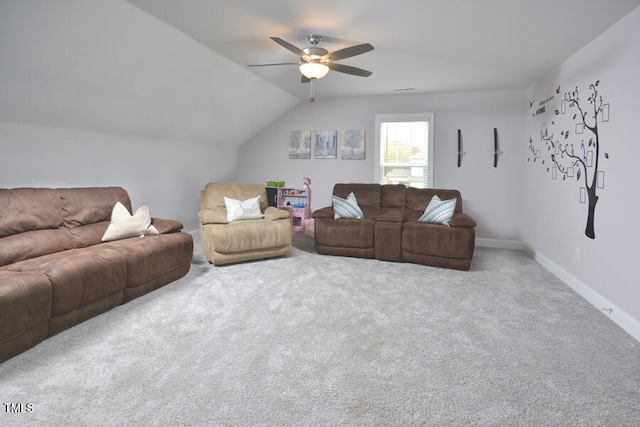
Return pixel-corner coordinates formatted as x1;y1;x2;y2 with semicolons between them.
450;213;476;228
312;206;334;219
264;207;290;221
151;218;184;234
198;208;228;225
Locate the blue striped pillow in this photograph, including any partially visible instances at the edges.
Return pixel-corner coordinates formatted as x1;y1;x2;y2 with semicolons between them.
332;192;364;219
418;195;457;226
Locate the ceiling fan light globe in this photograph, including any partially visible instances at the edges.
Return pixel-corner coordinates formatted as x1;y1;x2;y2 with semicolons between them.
299;62;329;79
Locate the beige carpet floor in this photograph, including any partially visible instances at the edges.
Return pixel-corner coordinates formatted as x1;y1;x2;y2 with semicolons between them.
1;233;639;426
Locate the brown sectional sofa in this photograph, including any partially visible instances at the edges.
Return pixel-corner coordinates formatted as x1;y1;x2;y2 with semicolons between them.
0;187;193;362
312;183;476;270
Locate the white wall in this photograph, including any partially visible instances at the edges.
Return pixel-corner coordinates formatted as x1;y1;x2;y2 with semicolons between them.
524;6;640;337
0;0;300;235
0;0;298;147
0;122;237;231
237;90;525;242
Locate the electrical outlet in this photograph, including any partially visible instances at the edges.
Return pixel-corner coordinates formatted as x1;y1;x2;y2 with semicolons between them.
574;248;581;263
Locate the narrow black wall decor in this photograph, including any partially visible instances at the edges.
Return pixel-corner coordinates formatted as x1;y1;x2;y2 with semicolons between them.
493;128;499;168
457;129;462;167
528;81;610;239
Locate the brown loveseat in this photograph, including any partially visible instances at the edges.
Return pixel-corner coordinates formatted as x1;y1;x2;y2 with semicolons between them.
0;187;193;362
312;183;476;270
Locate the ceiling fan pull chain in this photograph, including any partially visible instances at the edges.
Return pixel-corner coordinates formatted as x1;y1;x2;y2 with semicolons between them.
310;78;316;102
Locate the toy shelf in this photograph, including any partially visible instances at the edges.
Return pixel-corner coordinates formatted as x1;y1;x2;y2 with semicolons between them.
277;187;310;233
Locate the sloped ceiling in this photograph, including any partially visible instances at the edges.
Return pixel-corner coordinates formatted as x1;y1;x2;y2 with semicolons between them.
1;1;639;146
0;1;299;146
128;0;640;99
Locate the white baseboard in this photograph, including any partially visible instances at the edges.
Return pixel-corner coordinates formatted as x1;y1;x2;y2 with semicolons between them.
475;238;640;342
532;249;640;343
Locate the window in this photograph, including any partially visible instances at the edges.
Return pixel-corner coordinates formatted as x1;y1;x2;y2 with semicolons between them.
375;113;434;188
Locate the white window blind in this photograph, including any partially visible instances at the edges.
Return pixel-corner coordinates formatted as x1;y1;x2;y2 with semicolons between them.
375;113;434;188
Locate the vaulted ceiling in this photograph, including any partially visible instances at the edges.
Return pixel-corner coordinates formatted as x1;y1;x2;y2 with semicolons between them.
1;1;639;146
128;0;640;99
0;0;298;146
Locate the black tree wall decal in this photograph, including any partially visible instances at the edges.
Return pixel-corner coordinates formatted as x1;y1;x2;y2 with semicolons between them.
532;81;609;239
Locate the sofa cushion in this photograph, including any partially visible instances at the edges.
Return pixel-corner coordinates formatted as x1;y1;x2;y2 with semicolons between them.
58;187;131;227
5;248;127;317
332;183;381;219
0;271;52;356
315;218;376;249
101;202;159;242
0;229;75;267
205;220;291;254
103;233;193;289
405;188;463;215
201;182;269;213
68;222;110;248
380;184;406;220
418;195;457;226
381;184;406;209
0;188;63;237
224;196;264;222
403;221;475;260
332;192;364;219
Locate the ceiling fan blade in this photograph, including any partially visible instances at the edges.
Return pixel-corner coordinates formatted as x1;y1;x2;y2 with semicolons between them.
248;62;301;67
270;37;310;61
327;62;372;77
322;43;374;62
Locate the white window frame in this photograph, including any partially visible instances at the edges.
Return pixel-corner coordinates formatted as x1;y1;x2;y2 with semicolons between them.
374;112;435;188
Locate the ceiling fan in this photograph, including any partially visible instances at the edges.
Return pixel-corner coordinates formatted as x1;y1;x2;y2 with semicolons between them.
248;35;374;101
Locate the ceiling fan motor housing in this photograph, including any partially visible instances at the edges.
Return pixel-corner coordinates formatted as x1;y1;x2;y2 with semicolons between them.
303;46;328;61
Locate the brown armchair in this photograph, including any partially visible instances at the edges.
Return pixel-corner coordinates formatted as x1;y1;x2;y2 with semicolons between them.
198;182;292;265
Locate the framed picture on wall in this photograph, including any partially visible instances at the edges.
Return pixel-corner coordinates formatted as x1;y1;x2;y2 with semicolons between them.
341;129;365;159
289;130;311;159
314;130;337;159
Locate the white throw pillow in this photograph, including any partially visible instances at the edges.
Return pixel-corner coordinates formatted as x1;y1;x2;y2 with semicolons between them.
332;192;364;219
418;195;457;226
224;195;264;222
101;202;159;242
